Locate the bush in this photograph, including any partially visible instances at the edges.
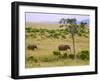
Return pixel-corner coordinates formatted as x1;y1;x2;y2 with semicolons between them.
30;33;37;38
69;54;74;59
27;56;38;63
25;28;69;39
62;53;68;59
78;50;89;60
53;51;61;56
61;34;66;39
26;27;33;33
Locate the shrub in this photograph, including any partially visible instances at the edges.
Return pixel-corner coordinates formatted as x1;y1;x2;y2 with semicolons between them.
33;28;39;32
69;54;74;59
27;56;38;63
26;27;33;33
62;53;68;59
61;34;66;39
53;51;61;56
30;33;37;38
78;50;89;60
53;33;59;39
26;28;69;39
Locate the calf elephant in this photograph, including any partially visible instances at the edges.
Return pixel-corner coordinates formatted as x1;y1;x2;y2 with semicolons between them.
27;44;37;50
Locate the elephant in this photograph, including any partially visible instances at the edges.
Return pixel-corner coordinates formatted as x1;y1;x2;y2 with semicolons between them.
58;44;71;51
27;44;37;50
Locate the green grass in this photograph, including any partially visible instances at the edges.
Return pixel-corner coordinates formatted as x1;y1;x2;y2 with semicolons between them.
25;56;89;68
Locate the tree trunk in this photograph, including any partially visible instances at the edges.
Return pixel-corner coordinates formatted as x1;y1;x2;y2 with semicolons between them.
72;34;76;61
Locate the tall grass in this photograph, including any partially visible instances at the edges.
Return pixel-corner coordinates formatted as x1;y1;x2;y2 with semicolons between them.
26;50;89;64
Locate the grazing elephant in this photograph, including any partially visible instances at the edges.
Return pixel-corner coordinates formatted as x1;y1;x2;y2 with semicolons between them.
58;44;71;51
27;44;37;50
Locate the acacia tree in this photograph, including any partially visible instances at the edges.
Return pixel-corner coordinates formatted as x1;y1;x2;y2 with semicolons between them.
59;18;87;61
59;18;78;61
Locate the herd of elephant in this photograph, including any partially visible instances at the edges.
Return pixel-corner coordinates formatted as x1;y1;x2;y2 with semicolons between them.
27;44;71;52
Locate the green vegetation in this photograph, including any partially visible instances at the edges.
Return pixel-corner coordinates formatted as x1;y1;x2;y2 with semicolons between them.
26;50;89;68
26;28;69;39
25;18;89;68
26;56;38;63
78;50;89;60
53;50;61;56
26;27;89;39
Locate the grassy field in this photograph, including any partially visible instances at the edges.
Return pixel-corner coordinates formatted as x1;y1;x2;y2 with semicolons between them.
25;22;89;68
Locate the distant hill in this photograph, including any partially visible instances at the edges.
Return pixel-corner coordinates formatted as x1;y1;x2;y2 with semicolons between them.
26;22;64;30
26;19;89;30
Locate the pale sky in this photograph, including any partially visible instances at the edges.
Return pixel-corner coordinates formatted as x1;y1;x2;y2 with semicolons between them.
25;12;89;23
